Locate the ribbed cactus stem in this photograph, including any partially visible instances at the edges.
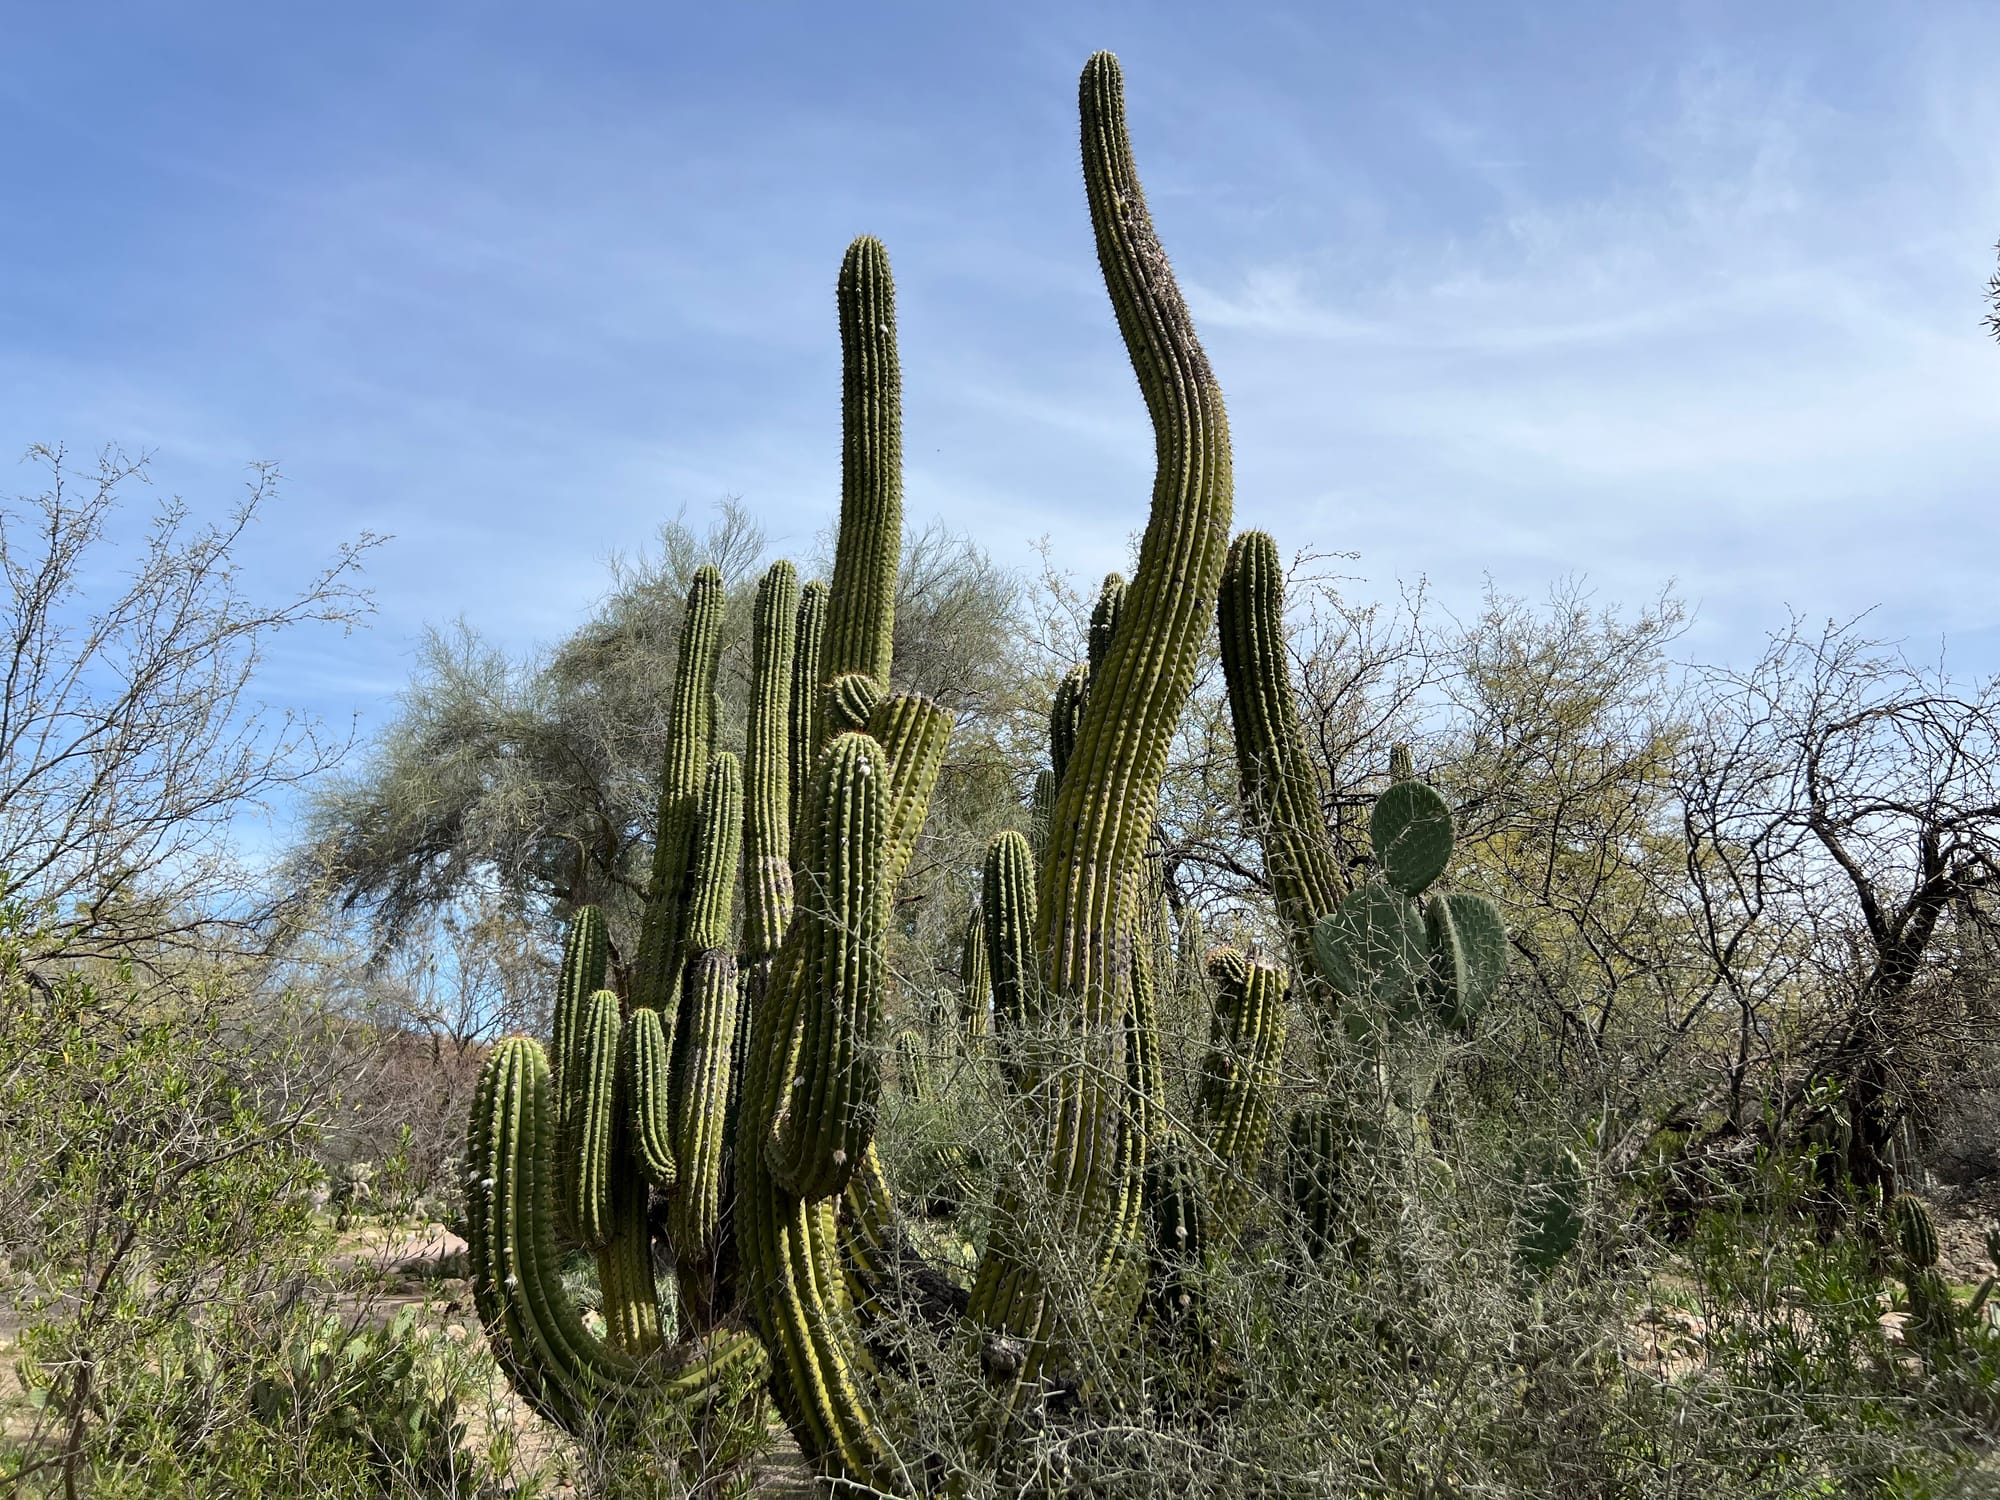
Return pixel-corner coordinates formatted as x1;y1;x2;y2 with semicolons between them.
633;565;725;1013
968;49;1235;1410
960;900;991;1036
1389;742;1415;783
822;236;902;707
1029;768;1055;866
982;831;1038;1086
669;950;743;1323
551;906;607;1171
682;752;743;959
621;1006;677;1187
1218;531;1344;993
1049;662;1089;789
745;560;800;966
865;693;953;892
564;988;622;1249
766;732;891;1201
790;580;829;836
1088;572;1126;671
1197;947;1289;1230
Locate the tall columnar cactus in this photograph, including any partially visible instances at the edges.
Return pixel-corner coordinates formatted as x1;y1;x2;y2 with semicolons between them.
1218;531;1345;995
790;579;829;837
633;565;726;1016
1194;947;1289;1230
982;829;1038;1088
965;47;1235;1423
744;560;800;972
822;237;902;704
959;900;990;1036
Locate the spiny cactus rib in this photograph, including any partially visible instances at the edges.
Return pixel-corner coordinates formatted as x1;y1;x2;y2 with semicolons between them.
767;732;891;1201
669;950;743;1296
634;566;726;1013
1217;531;1344;990
790;580;829;839
621;1006;677;1188
684;751;744;957
1197;947;1289;1229
1372;779;1454;896
959;901;991;1036
822;237;902;704
1049;663;1089;789
564;988;622;1248
827;671;885;735
1087;571;1126;671
1893;1193;1941;1270
981;831;1038;1087
968;49;1235;1413
466;1039;768;1437
746;560;800;966
1389;742;1416;784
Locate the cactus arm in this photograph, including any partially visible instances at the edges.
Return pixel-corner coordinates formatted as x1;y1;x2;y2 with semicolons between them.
1196;947;1289;1230
968;48;1234;1411
669;753;743;1135
1087;572;1126;671
632;565;726;1015
669;950;743;1324
564;988;622;1248
865;693;954;892
980;831;1039;1089
766;733;891;1202
790;580;829;839
1049;662;1089;789
1217;531;1345;989
821;236;903;704
959;901;991;1036
551;905;607;1125
745;561;800;967
621;1006;678;1188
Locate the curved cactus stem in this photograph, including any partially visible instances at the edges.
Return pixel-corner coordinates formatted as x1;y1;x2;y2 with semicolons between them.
670;950;743;1325
790;580;829;842
465;1039;766;1439
1196;947;1289;1231
621;1005;677;1189
827;671;886;736
746;561;800;968
767;733;890;1201
633;565;726;1015
967;49;1234;1431
822;236;902;704
865;693;953;893
1217;531;1345;994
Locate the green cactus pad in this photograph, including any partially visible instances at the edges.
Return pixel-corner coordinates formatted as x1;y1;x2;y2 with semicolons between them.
1370;779;1455;895
1313;880;1426;1009
1514;1144;1587;1276
1423;891;1507;1031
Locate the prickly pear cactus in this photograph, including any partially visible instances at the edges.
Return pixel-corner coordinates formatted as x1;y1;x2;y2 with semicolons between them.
1310;776;1507;1040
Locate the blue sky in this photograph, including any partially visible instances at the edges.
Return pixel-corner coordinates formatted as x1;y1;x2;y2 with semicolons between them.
6;2;2000;829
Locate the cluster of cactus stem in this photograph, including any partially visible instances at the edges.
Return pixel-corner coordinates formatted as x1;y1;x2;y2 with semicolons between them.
461;48;1561;1493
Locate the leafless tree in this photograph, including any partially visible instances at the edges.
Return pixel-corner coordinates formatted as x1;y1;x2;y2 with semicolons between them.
0;445;376;973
